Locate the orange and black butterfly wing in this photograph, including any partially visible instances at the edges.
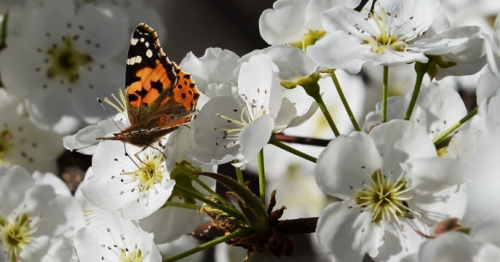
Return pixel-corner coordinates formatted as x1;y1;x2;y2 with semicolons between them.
125;23;177;126
125;23;199;130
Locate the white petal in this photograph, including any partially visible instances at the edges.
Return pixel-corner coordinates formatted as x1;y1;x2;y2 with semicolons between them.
416;232;478;262
316;201;384;261
307;31;366;73
75;3;128;58
315;132;382;199
407;158;466;191
179;48;240;93
238;55;282;118
140;202;202;244
259;0;309;45
369;120;436;176
239;114;274;162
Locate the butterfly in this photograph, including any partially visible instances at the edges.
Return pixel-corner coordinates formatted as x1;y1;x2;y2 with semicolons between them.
100;23;199;149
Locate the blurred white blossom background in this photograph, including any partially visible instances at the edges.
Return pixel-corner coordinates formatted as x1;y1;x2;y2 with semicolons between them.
1;0;500;261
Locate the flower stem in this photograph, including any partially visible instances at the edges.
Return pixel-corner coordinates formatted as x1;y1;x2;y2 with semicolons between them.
257;149;266;204
174;184;242;219
269;136;317;163
164;201;201;211
382;66;389;123
330;71;360;131
175;162;231;207
163;228;253;262
405;62;428;120
233;160;244;185
300;79;341;137
316;93;341;136
433;107;478;146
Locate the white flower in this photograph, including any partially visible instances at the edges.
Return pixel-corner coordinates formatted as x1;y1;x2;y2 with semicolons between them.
63;113;127;155
0;0;128;133
441;0;500;34
465;95;500;215
477;70;500;103
0;89;63;173
192;55;282;166
74;209;161;262
364;82;468;140
425;26;486;80
402;214;500;262
0;165;84;262
259;0;357;46
179;48;241;101
240;46;320;129
314;120;467;261
484;13;500;80
139;126;216;244
80;142;175;220
307;0;466;73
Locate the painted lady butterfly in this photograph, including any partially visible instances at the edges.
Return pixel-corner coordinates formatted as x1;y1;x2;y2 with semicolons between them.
101;23;199;148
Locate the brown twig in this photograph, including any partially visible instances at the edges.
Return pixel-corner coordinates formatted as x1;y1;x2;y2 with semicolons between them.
274;133;330;147
275;217;318;235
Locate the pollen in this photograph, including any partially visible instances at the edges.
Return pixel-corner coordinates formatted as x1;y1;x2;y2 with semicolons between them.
121;150;165;193
0;213;37;261
354;169;419;224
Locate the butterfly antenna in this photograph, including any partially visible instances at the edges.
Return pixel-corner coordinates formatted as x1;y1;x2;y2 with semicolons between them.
69;140;102;153
97;97;124;132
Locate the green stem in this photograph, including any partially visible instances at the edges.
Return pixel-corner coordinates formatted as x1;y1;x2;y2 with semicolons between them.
330;71;361;131
299;77;340;137
381;66;389;123
269;136;317;163
405;62;428;120
257;149;266;204
175;162;231;207
164;201;201;211
163;228;253;262
433;107;478;146
174;185;242;219
315;93;341;136
234;161;244;185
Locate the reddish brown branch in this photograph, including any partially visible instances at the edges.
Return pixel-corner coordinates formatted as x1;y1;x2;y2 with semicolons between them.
274;133;330;147
275;217;318;235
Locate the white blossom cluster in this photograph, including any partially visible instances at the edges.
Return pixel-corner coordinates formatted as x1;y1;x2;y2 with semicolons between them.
1;0;500;261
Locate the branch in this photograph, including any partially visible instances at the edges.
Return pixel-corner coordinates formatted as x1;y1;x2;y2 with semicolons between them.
274;133;330;147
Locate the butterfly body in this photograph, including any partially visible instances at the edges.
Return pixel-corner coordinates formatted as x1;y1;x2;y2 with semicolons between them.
100;23;199;148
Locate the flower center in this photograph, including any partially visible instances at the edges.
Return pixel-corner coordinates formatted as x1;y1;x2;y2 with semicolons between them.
101;228;144;262
0;213;35;261
215;102;253;148
0;129;13;166
356;7;414;54
46;35;93;83
354;169;417;224
119;248;143;262
121;150;165;192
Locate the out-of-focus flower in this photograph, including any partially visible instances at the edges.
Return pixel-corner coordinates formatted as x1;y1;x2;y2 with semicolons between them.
0;165;84;262
0;0;128;133
0;89;63;173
